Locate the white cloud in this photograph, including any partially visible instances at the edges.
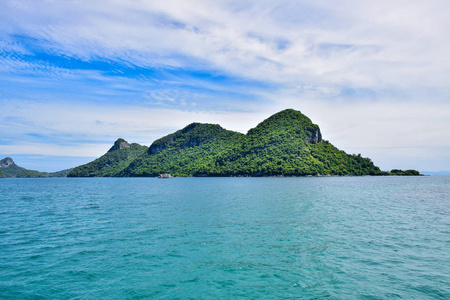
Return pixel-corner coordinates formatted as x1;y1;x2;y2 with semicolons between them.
2;0;450;90
1;0;450;171
0;99;270;152
0;143;109;158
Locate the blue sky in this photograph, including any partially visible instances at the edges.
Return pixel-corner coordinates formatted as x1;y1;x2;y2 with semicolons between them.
1;0;449;172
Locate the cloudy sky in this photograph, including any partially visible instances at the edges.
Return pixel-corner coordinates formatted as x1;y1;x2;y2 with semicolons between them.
1;0;449;172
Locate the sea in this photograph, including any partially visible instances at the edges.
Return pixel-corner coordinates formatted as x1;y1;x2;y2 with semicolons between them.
0;176;449;299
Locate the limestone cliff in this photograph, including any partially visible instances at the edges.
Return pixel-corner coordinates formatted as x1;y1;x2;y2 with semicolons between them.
108;138;131;152
0;157;14;168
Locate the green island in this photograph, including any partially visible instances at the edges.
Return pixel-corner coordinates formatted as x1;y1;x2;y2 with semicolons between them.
0;109;422;178
0;157;72;178
62;109;421;177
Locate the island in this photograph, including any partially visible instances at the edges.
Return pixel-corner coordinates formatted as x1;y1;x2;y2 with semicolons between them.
0;109;422;178
0;157;72;178
65;109;421;177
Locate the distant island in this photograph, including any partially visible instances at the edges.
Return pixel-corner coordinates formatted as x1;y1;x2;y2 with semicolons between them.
0;157;72;178
1;109;421;178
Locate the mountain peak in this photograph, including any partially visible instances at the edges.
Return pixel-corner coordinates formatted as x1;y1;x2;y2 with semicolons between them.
262;109;312;124
0;157;15;168
148;123;228;155
108;138;131;152
182;122;224;134
247;109;322;143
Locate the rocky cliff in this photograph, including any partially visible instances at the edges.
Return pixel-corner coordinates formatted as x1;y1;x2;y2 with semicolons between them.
0;157;48;177
108;138;131;152
0;157;14;168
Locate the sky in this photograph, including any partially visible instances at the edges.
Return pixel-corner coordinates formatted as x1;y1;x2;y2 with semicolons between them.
1;0;449;173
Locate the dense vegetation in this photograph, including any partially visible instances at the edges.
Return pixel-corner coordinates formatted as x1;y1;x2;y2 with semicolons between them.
0;170;5;178
0;157;49;177
121;109;391;177
67;140;148;177
47;168;74;177
120;123;246;177
389;169;421;176
13;109;420;178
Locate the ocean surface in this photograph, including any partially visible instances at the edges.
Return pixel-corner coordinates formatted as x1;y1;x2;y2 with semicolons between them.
0;176;449;299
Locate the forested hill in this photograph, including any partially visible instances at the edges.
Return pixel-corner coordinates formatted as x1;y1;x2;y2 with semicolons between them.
67;139;148;177
0;157;54;177
63;109;421;177
121;109;387;177
120;123;246;177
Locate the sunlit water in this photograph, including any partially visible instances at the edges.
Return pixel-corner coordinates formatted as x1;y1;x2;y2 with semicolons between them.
1;176;449;299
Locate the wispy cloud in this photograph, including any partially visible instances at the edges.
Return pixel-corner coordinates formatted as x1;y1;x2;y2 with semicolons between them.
0;98;269;150
3;0;448;89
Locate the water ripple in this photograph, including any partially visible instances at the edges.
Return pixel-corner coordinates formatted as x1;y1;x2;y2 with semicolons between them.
0;177;449;299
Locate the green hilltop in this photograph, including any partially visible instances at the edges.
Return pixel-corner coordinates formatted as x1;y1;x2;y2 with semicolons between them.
67;139;148;177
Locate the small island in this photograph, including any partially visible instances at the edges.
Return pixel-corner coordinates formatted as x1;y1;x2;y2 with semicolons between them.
0;157;73;178
64;109;422;178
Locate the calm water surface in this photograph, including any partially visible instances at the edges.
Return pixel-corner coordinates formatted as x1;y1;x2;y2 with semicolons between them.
0;176;449;299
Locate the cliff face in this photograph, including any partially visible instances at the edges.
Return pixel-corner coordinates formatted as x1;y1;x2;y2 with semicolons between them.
148;138;174;155
306;128;322;143
0;157;14;168
108;138;131;152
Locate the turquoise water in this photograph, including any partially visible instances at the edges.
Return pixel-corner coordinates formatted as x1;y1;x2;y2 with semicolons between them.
0;177;449;299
